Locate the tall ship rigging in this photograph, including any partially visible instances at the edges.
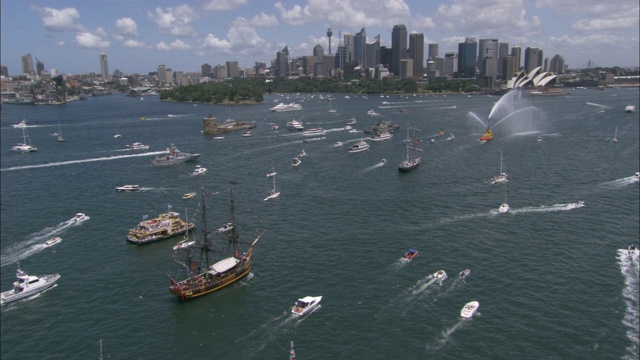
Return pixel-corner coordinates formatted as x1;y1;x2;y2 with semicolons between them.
398;126;422;172
168;186;267;300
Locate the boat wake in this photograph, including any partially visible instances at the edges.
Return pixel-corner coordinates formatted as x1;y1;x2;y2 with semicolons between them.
0;221;76;265
586;102;611;109
426;318;473;353
617;249;639;360
599;176;639;189
360;162;386;173
499;201;586;214
1;151;167;172
405;275;439;301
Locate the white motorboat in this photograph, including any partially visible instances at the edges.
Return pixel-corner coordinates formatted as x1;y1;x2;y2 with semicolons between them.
298;149;307;157
44;237;62;247
264;175;280;201
333;141;344;147
217;222;235;233
291;157;302;167
11;119;28;128
537;136;543;142
434;269;448;282
242;130;252;137
116;184;141;192
69;213;88;223
286;119;304;131
624;105;636;112
271;124;279;130
459;269;471;279
348;140;370;153
498;202;510;213
173;240;196;251
11;127;38;153
635;172;640;180
460;301;480;319
125;142;150;151
446;133;455;141
346;117;357;125
491;151;508;184
1;267;61;305
192;165;207;176
270;102;302;112
367;109;381;116
291;295;322;316
371;130;393;142
303;128;326;136
628;245;638;256
378;159;387;166
182;192;196;199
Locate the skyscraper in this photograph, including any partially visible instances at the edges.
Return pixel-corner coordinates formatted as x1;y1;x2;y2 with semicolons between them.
549;54;565;74
36;58;45;76
354;28;367;68
458;38;477;78
100;53;109;82
524;47;541;73
408;32;424;78
365;35;380;69
157;64;167;84
511;46;522;71
428;43;438;60
498;42;509;77
444;52;457;76
478;39;498;76
276;46;289;77
343;33;354;65
391;24;407;76
226;61;239;78
21;53;34;75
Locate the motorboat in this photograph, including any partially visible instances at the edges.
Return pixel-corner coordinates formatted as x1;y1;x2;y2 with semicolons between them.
446;133;455;141
217;222;235;233
371;130;393;142
291;157;302;167
173;240;195;251
367;109;381;116
404;249;418;261
116;184;141;192
333;141;344;147
271;124;279;130
498;202;510;213
192;165;207;176
152;144;200;166
11;127;38;153
69;213;88;223
125;142;150;151
348;140;370;153
242;130;252;137
459;269;471;279
303;128;326;136
635;172;640;180
434;270;448;282
479;128;494;141
537;136;543;142
460;301;480;319
286;119;304;131
11;119;28;128
378;159;387;166
348;129;359;133
182;192;196;199
625;105;636;112
114;133;122;139
270;102;302;112
44;237;62;247
213;136;225;140
291;296;322;316
629;245;639;257
346;117;357;125
298;149;307;157
1;267;61;305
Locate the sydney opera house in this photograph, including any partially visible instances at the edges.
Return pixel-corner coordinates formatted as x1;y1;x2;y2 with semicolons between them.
505;66;565;94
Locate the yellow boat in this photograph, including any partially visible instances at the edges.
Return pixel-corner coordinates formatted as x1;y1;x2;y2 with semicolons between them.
479;128;494;141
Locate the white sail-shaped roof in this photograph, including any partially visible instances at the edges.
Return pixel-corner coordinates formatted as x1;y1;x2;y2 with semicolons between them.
527;66;542;81
536;74;557;87
532;72;549;86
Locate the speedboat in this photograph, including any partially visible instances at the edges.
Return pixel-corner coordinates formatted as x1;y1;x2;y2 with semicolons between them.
1;267;61;305
217;222;235;233
291;157;302;167
498;202;510;213
271;124;279;130
537;136;543;142
367;109;381;116
404;249;418;261
479;128;494;141
348;140;370;153
125;142;150;150
459;269;471;279
182;192;196;199
371;130;393;142
291;296;322;316
286;119;304;131
460;301;480;319
116;184;141;192
298;149;307;157
625;105;636;112
69;213;88;223
11;119;28;128
434;270;447;282
213;136;225;140
333;141;344;147
173;240;195;251
192;165;207;176
346;117;357;125
44;237;62;247
629;245;639;257
242;130;252;137
303;128;326;136
378;159;387;166
635;172;640;180
446;133;455;141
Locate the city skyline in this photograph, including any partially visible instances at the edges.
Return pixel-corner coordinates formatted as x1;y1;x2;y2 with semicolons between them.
1;0;638;76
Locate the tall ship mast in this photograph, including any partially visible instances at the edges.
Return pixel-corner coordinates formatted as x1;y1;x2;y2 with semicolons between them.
168;186;267;300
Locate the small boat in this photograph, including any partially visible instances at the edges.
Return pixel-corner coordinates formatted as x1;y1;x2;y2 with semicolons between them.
434;270;448;284
192;165;207;176
479;128;494;141
266;165;277;178
628;245;638;256
367;109;381;116
217;222;235;233
404;248;418;261
289;341;296;360
69;213;88;223
271;124;279;130
303;128;326;136
116;184;141;192
537;136;543;142
1;267;61;305
286;119;304;131
291;157;302;167
498;202;510;213
333;141;344;147
460;301;480;319
298;149;307;157
491;151;508;184
378;159;387;166
125;142;150;151
264;175;280;201
348;129;359;133
173;239;196;251
182;192;196;199
11;127;38;153
635;172;640;180
625;105;636;112
612;126;618;143
348;140;370;153
459;269;471;279
291;296;322;316
11;119;28;128
44;237;62;247
242;130;252;137
371;130;393;142
346;117;357;125
213;136;225;140
446;133;455;141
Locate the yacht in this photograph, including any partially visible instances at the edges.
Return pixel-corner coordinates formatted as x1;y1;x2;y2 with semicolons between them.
346;117;357;125
333;141;344;147
371;130;393;142
286;119;304;131
625;105;636;112
182;192;196;199
217;222;235;233
11;127;38;153
291;296;322;316
348;140;370;153
270;102;302;112
446;133;455;141
1;268;61;305
125;142;150;151
116;185;141;192
291;157;302;167
69;213;88;223
460;301;480;319
11;119;28;128
298;149;307;157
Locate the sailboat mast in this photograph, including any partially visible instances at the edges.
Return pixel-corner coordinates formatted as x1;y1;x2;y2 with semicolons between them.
229;188;239;257
200;190;211;278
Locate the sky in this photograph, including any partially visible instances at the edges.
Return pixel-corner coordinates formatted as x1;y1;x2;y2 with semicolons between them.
1;0;638;76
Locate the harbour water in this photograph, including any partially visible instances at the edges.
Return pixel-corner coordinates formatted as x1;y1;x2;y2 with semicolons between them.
1;88;638;359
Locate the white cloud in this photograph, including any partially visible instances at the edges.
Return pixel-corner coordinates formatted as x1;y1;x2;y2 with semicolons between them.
549;33;622;47
30;5;84;32
203;0;248;11
75;32;109;48
148;5;198;37
124;39;150;49
95;27;109;38
274;2;313;26
203;34;232;50
116;17;139;36
156;39;192;51
57;41;66;46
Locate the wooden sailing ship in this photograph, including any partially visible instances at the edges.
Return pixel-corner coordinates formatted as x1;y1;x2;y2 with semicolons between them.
168;186;266;300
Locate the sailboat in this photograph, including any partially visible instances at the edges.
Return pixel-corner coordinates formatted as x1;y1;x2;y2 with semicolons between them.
612;126;618;143
398;126;422;172
491;151;508;184
328;98;337;113
266;164;277;178
114;126;122;139
168;187;267;300
56;122;65;142
498;183;510;213
264;174;280;201
11;127;38;152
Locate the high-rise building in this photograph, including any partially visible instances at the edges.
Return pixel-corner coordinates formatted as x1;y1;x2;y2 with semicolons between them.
0;65;8;77
379;46;391;69
428;43;438;60
21;53;34;75
391;24;407;76
478;39;498;76
501;55;516;80
458;38;477;78
165;68;174;85
408;32;424;78
498;42;509;77
276;46;289;77
354;28;367;68
511;46;522;71
201;63;212;76
214;64;227;79
343;33;354;65
36;58;45;76
100;53;109;82
226;61;239;78
157;64;167;84
524;47;541;73
549;54;565;74
444;52;457;76
365;35;380;68
399;58;413;79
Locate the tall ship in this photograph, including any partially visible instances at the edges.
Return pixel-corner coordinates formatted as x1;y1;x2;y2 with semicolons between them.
168;187;267;300
398;126;422;172
126;205;195;245
151;144;200;166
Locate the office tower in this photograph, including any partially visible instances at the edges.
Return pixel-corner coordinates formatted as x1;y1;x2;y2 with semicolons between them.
354;28;367;68
391;24;407;76
327;27;333;54
214;64;227;79
366;35;380;68
549;54;565;74
458;37;477;78
343;33;354;65
226;61;239;78
501;55;516;80
201;63;212;76
50;68;58;77
0;65;8;77
408;32;424;78
323;54;334;76
276;46;289;77
157;64;166;84
399;58;413;78
100;53;109;82
498;42;509;77
511;46;522;71
524;47;541;73
477;39;498;76
36;58;45;76
379;46;391;69
428;43;438;60
165;68;174;85
335;31;347;71
21;53;34;75
444;52;457;76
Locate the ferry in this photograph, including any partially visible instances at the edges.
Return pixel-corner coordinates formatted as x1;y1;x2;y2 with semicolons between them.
126;206;195;245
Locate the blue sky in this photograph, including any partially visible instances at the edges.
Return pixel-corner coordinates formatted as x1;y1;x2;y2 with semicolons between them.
1;0;638;75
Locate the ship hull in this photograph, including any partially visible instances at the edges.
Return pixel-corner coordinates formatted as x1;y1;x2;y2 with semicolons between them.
169;261;251;300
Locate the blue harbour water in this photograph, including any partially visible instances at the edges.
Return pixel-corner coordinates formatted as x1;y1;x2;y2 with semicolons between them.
1;88;638;359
